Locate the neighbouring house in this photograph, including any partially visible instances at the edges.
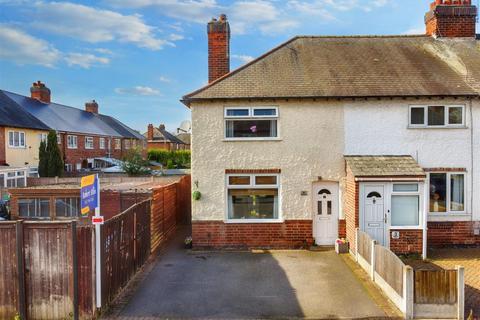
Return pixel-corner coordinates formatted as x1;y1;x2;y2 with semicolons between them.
0;81;146;174
182;3;480;256
144;124;188;151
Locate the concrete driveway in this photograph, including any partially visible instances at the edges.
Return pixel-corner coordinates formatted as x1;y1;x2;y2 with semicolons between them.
107;231;388;319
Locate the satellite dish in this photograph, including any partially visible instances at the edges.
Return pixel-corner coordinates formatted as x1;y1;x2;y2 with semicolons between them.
178;120;191;133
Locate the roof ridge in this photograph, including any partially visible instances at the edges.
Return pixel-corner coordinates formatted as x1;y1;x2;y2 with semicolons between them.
296;34;429;39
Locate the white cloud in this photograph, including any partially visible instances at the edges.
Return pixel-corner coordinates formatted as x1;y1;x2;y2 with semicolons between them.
158;76;172;83
94;48;114;55
115;86;161;95
168;33;185;41
64;53;110;68
0;25;60;67
32;2;172;50
232;54;254;64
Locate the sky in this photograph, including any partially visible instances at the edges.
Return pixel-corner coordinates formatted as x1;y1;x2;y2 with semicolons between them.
0;0;478;133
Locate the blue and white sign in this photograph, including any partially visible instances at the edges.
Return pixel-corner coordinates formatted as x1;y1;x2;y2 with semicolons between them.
80;174;99;216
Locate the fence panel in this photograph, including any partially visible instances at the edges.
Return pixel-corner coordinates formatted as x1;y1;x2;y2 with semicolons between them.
414;269;457;304
357;231;371;261
23;222;75;320
77;226;95;320
375;244;404;297
135;201;151;270
0;222;20;319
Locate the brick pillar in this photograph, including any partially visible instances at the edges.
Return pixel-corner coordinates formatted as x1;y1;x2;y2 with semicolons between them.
207;14;230;83
425;0;477;37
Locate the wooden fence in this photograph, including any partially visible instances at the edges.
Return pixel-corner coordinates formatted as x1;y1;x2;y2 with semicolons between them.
353;228;464;319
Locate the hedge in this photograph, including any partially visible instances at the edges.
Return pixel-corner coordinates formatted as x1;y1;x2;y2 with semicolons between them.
148;149;191;168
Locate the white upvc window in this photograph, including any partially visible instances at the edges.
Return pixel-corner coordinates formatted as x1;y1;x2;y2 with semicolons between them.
57;133;62;144
114;138;121;150
67;135;78;149
8;131;26;148
99;138;106;150
390;183;422;228
65;164;73;172
85;136;94;149
124;139;131;150
38;133;47;143
224;106;279;140
428;172;466;214
226;173;281;222
409;105;465;128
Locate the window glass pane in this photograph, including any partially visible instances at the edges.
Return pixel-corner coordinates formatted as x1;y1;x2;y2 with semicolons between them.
318;201;322;215
410;107;424;125
228;176;250;185
393;184;418;192
19;199;33;217
253;108;277;116
226;109;249;117
56;198;80;217
16;178;25;187
20;133;25;146
450;174;465;211
428;106;445;126
391;195;419;226
327;201;332;215
39;199;49;217
228;189;278;219
430;173;447;212
9;132;14;146
225;120;277;138
255;176;277;185
0;174;4;187
448;107;463;125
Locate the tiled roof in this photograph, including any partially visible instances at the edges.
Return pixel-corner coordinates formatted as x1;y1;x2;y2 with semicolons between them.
143;127;185;144
345;155;426;177
0;91;50;130
0;90;144;139
183;36;480;104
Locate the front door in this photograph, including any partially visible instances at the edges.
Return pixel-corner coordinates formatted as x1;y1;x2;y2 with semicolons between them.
363;185;386;246
313;183;339;245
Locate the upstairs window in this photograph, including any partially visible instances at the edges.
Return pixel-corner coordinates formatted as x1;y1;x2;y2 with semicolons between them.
409;105;465;128
225;107;278;139
85;137;94;149
114;138;121;150
38;133;47;143
8;131;25;148
124;140;131;149
67;135;77;149
99;138;105;149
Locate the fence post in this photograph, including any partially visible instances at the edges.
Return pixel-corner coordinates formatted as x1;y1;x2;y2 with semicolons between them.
370;240;376;280
15;221;27;320
403;266;414;319
456;266;465;320
355;228;359;262
71;222;79;320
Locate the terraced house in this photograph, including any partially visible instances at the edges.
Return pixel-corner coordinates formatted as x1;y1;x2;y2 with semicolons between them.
0;81;145;173
183;1;480;257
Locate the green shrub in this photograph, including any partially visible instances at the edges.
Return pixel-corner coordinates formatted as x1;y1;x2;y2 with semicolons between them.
148;149;191;169
122;147;151;176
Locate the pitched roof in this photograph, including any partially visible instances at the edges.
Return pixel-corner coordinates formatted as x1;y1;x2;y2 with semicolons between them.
345;155;426;177
0;91;50;130
183;36;480;104
143;126;185;144
0;90;144;139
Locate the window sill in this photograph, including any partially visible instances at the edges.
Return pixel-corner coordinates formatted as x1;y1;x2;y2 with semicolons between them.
223;138;282;142
8;146;26;149
224;219;284;224
428;213;471;222
389;226;423;230
407;125;467;129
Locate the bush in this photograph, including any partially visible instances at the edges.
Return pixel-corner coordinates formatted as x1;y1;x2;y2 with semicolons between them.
148;149;191;169
122;147;151;176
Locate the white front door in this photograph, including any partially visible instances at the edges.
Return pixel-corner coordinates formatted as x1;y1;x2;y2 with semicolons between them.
313;183;339;245
363;185;386;246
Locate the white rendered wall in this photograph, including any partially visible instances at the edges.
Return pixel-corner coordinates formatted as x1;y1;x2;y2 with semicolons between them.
190;100;345;221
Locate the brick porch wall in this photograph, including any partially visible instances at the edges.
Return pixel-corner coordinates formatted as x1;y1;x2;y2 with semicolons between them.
0;126;5;165
192;220;313;249
427;221;480;247
344;167;359;252
389;229;423;255
338;219;346;239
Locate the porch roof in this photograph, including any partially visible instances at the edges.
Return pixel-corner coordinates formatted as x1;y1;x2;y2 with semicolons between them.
344;155;426;178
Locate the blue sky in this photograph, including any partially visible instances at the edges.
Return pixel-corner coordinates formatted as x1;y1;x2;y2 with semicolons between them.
1;0;478;133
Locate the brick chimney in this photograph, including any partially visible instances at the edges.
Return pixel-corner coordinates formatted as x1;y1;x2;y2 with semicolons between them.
425;0;477;37
85;100;99;114
207;14;230;83
159;124;166;131
147;124;154;140
30;81;51;103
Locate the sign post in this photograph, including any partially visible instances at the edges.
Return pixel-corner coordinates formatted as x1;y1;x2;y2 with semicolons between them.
80;174;102;309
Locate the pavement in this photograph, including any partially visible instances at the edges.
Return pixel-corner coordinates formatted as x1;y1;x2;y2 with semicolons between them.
103;229;391;319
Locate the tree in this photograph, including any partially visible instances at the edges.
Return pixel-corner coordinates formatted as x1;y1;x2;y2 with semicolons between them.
122;146;150;176
38;140;47;177
38;130;64;177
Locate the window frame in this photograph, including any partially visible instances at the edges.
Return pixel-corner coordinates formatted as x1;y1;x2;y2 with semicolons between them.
114;138;121;150
225;173;282;223
99;137;106;150
428;172;467;215
67;135;78;149
8;130;26;148
85;136;94;149
408;105;466;128
18;198;50;219
55;197;81;218
224;106;280;141
390;182;423;229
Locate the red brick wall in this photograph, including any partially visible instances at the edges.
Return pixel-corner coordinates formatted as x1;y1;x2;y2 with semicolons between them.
427;221;480;247
338;219;346;239
425;5;477;38
192;220;313;249
344;167;359;252
0;126;5;165
208;16;230;83
389;229;423;255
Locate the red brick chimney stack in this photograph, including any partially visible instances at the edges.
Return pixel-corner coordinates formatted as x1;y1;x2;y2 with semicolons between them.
85;100;99;114
30;81;51;103
207;14;230;83
425;0;477;37
147;124;154;140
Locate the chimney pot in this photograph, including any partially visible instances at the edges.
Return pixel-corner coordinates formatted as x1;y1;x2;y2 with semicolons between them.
30;80;51;103
207;14;230;83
